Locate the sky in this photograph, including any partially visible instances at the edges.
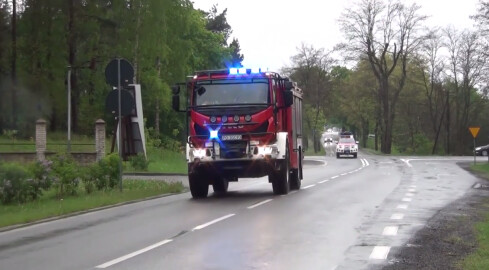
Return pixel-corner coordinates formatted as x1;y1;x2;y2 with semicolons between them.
192;0;481;71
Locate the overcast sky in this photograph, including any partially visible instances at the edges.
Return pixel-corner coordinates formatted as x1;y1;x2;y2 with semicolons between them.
193;0;481;71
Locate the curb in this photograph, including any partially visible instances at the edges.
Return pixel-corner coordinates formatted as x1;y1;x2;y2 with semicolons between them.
0;191;186;233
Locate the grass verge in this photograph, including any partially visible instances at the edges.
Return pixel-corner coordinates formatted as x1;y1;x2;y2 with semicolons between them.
462;163;489;269
124;148;187;174
0;179;184;228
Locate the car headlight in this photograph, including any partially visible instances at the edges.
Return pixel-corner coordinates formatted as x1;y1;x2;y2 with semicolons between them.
476;147;481;151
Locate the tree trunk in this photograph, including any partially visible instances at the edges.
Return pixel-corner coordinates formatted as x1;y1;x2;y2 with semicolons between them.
11;0;17;128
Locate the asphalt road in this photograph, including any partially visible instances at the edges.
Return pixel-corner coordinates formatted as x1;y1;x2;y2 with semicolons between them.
0;153;480;270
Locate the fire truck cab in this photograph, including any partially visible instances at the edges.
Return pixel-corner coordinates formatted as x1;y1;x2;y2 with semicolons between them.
172;68;303;198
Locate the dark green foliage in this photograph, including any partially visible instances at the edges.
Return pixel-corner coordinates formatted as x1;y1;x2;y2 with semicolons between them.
129;153;149;171
50;155;80;197
0;163;42;204
81;153;121;193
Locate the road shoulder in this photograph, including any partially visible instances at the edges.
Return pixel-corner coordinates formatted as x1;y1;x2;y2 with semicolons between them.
381;162;489;270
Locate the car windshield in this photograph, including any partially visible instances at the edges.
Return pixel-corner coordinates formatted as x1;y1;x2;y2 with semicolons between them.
339;138;355;144
194;78;269;106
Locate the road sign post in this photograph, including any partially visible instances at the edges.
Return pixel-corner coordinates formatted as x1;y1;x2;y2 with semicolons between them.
469;126;480;165
105;58;134;192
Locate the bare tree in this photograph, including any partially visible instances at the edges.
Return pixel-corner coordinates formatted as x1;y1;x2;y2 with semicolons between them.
338;0;426;153
418;28;447;154
444;27;487;154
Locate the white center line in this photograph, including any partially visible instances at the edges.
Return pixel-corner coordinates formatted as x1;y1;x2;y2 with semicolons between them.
192;214;235;231
369;246;391;260
331;176;339;179
402;198;412;202
410;185;417;188
247;199;273;209
408;188;416;192
340;173;347;176
382;226;399;236
405;193;415;197
397;204;409;209
96;239;173;268
391;213;405;220
303;184;316;189
318;179;329;184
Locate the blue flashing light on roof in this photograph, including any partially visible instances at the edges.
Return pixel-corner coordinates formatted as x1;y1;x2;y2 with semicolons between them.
251;67;260;74
229;68;238;75
239;68;247;74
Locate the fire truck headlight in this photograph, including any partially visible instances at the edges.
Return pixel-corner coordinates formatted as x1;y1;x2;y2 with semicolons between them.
210;116;217;123
245;115;252;122
221;115;228;123
233;115;240;122
193;149;206;159
257;145;278;156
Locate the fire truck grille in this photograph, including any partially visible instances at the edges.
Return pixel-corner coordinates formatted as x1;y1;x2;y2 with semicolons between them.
220;141;247;159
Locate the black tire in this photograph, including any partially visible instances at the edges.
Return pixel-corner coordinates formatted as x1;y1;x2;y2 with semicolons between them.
272;143;290;195
290;151;302;190
353;153;357;158
336;153;340;159
189;170;209;199
212;177;229;194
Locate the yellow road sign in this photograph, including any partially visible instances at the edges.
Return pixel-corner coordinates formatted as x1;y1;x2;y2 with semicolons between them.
469;126;480;138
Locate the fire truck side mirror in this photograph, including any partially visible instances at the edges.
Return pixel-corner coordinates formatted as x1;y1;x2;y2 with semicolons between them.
172;95;180;112
284;81;294;91
284;90;293;107
171;85;180;112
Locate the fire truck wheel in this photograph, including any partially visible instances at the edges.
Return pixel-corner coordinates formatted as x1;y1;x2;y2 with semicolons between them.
353;153;357;158
271;143;290;195
212;177;229;193
189;171;209;199
336;153;340;159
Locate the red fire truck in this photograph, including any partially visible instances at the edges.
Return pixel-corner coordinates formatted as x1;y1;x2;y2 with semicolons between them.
172;68;303;198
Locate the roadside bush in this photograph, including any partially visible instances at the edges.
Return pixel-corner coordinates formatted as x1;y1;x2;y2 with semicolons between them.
81;153;121;193
129;153;149;171
50;155;80;197
29;160;54;190
0;163;42;204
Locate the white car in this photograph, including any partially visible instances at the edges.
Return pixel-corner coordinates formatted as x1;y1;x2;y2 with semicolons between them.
336;137;358;158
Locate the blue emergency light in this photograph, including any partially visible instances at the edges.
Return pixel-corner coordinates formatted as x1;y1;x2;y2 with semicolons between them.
209;129;219;140
229;67;269;75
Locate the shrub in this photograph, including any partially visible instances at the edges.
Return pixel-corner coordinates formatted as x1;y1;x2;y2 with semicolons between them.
0;163;41;204
81;153;121;193
29;160;54;190
129;153;149;171
50;155;80;197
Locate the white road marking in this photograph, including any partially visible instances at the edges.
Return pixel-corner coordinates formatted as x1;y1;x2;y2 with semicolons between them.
192;214;235;231
402;198;412;202
400;159;412;168
382;226;399;236
318;179;329;184
397;204;409;209
96;239;173;268
405;193;415;197
391;213;405;220
364;159;369;166
410;185;417;188
331;176;339;179
303;184;315;189
369;246;391;260
247;199;273;209
361;159;365;166
340;173;347;176
408;188;416;192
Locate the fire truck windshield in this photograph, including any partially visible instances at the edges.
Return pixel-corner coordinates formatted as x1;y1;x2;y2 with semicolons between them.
194;78;269;106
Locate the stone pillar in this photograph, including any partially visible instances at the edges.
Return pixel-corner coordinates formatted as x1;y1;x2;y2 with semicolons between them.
95;119;106;161
36;119;47;161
